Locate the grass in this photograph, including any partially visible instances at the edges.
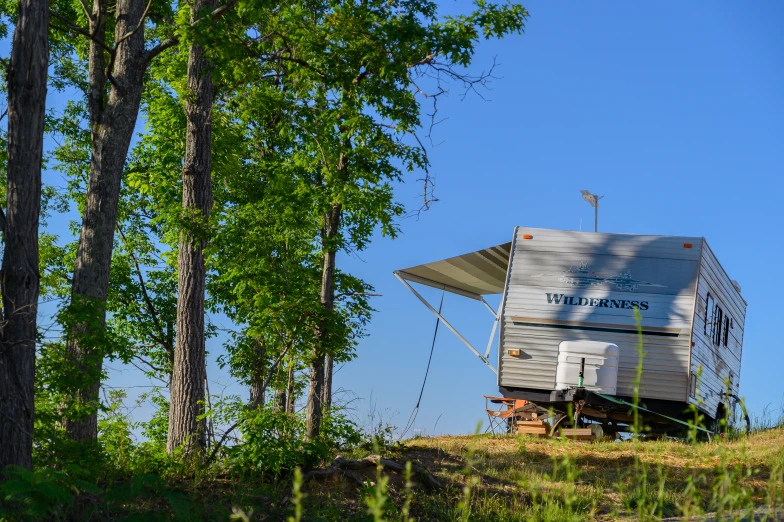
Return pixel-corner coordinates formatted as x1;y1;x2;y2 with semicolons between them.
295;427;784;521
8;422;782;520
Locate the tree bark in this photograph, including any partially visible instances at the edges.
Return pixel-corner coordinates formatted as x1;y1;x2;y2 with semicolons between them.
0;0;49;471
307;203;341;438
320;204;341;413
167;0;216;455
323;354;333;411
249;341;266;407
62;0;150;443
274;387;286;412
285;364;295;414
306;349;324;439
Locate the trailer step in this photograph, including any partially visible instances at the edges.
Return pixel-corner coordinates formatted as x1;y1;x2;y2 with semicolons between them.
515;420;546;426
558;425;604;440
515;422;550;437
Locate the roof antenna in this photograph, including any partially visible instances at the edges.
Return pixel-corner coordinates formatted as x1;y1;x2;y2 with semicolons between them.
580;190;604;232
579;217;582;232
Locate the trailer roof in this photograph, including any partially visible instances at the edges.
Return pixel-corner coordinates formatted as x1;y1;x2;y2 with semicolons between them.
395;242;512;299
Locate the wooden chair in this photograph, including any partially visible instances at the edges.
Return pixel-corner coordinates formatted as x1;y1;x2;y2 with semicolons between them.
484;395;529;435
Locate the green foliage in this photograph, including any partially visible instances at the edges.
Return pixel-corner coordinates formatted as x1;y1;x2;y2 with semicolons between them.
228;407;363;476
138;390;171;448
364;460;391;521
287;467;305;522
0;465;100;521
4;0;533;519
231;408;311;475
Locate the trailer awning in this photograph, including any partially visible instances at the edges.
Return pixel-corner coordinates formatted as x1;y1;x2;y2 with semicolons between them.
394;242;512;299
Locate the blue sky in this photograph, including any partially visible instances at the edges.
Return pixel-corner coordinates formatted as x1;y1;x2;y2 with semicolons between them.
30;0;784;437
332;0;784;435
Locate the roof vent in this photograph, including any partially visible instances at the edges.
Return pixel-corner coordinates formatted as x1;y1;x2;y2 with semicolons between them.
731;280;742;294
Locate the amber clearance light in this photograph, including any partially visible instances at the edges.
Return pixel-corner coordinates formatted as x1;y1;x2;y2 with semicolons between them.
507;349;520;357
684;243;693;249
523;234;533;240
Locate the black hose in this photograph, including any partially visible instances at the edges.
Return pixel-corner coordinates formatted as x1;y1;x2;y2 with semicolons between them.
399;291;445;440
727;393;751;434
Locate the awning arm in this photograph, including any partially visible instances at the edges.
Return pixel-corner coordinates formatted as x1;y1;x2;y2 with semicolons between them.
485;315;500;359
394;271;498;375
480;297;498;317
479;297;500;359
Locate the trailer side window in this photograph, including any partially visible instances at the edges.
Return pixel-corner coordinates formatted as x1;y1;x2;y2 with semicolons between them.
723;315;731;347
713;306;723;346
705;294;714;336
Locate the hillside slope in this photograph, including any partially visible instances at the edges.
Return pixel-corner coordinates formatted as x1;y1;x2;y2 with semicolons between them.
300;428;784;521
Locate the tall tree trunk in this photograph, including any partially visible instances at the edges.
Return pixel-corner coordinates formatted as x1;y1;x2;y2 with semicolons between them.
62;0;149;443
0;0;49;471
249;341;266;406
320;204;341;413
305;351;323;439
285;364;295;414
306;203;341;439
323;355;333;411
274;387;286;412
167;0;216;455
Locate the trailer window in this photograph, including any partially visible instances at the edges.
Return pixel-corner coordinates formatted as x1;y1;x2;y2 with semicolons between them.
723;315;731;347
713;306;723;345
705;294;714;336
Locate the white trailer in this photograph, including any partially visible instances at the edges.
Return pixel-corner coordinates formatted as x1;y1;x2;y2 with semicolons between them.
395;227;747;433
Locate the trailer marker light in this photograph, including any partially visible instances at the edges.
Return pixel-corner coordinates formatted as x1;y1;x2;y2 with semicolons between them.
523;234;533;240
683;243;692;248
507;349;520;357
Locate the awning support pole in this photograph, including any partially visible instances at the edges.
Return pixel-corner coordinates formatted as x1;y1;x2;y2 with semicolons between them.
479;296;500;359
480;297;497;318
484;315;500;359
394;272;498;375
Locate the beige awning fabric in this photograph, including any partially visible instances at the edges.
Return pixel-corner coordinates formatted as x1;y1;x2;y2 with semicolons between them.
395;242;512;299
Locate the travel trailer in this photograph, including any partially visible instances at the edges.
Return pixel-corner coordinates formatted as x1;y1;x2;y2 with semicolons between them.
395;227;747;434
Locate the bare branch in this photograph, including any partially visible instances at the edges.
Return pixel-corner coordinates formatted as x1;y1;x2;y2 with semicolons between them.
128;354;169;383
207;0;241;21
77;0;93;21
105;72;119;90
116;224;173;359
145;0;242;63
408;53;437;68
115;0;154;45
144;37;178;63
49;12;115;54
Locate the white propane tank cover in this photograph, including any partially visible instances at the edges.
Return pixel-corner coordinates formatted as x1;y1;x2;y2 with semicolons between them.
555;341;620;394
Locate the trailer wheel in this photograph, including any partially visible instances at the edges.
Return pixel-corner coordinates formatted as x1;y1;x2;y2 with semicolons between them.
550;412;568;437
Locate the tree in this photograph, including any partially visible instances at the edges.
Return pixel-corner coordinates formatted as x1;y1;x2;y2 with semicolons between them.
51;0;241;444
291;0;528;438
0;0;50;471
167;0;219;455
53;0;175;443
